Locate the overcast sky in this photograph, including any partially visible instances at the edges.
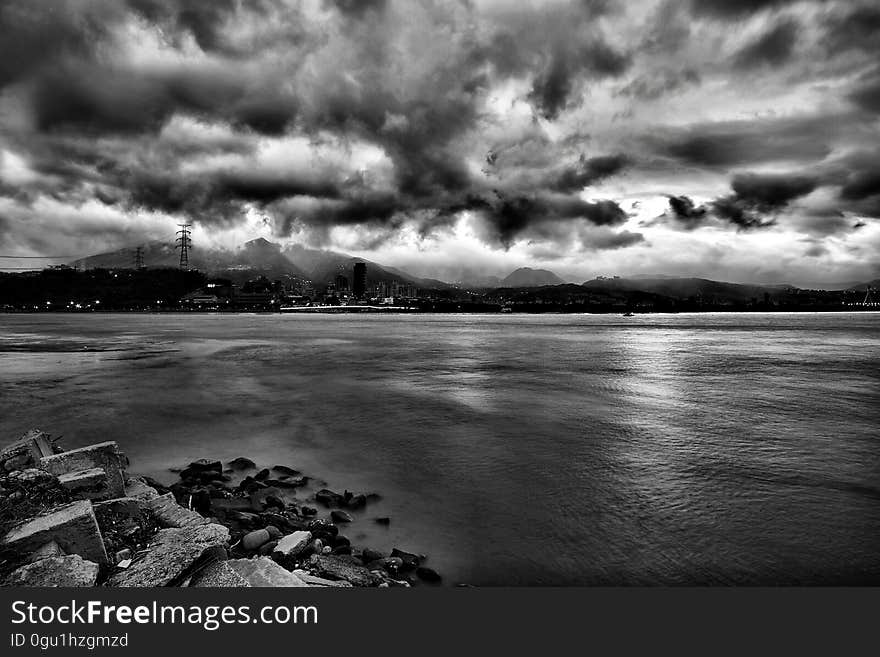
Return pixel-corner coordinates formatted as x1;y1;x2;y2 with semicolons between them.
1;0;879;286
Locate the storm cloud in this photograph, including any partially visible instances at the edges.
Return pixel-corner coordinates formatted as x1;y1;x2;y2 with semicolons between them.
0;0;878;285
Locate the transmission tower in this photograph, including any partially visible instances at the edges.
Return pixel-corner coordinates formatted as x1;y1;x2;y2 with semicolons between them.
176;224;192;270
863;286;876;307
134;246;145;270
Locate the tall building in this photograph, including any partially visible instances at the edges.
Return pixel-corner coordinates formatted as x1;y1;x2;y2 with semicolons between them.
353;262;367;299
335;274;349;292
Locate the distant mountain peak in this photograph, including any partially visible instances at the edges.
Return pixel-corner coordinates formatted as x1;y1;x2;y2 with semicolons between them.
502;267;565;287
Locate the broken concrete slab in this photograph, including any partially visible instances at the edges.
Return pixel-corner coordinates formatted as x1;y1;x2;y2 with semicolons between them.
4;554;100;587
57;467;111;500
225;558;309;587
309;554;383;587
142;493;208;529
291;570;353;587
40;442;125;499
1;429;54;471
1;500;108;565
28;540;65;563
189;561;252;587
107;523;230;587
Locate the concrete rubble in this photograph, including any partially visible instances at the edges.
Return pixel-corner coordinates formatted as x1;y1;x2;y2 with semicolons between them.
0;428;441;588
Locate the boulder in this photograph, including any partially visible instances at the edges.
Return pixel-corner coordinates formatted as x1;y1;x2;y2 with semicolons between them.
228;457;256;470
39;442;125;499
416;566;442;583
309;554;382;587
1;500;108;565
265;525;282;540
107;523;230;587
361;548;385;563
186;459;222;474
241;529;271;551
271;465;300;476
391;548;423;570
254;469;270;481
225;558;308;587
272;531;312;567
5;554;99;587
315;489;344;507
331;510;353;524
301;506;317;516
346;494;367;510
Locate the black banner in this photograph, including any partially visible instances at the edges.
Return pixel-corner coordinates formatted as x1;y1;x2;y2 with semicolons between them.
1;588;877;655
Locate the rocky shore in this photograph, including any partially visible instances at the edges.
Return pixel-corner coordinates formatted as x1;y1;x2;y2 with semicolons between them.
0;430;441;587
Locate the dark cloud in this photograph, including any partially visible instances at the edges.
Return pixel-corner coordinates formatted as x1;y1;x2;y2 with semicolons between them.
528;41;631;119
730;172;817;208
733;18;800;69
584;228;645;250
126;0;241;53
822;5;880;54
647;115;837;167
549;154;629;193
690;0;822;19
848;70;880;114
666;195;709;229
323;0;388;18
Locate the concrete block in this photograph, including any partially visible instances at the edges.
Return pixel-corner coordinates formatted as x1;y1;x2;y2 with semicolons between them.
57;467;112;500
107;523;230;587
1;429;53;471
225;558;309;587
40;442;125;499
123;478;159;500
189;561;251;587
291;569;353;587
142;493;208;529
5;554;99;587
1;500;108;565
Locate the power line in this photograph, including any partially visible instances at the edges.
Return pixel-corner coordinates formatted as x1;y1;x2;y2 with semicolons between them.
0;255;79;259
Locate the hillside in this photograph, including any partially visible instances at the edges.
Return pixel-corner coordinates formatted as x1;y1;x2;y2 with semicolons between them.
581;277;794;303
501;268;565;287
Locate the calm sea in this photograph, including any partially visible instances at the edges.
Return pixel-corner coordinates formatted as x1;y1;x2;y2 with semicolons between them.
1;312;878;585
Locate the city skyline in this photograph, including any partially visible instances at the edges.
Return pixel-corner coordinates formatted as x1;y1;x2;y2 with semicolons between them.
1;0;879;288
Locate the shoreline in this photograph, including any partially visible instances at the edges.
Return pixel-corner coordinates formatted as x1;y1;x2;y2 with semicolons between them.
0;430;440;588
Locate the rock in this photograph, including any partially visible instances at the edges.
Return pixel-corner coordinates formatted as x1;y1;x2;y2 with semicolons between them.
3;453;31;472
391;548;422;570
308;519;338;535
271;465;299;476
258;539;279;556
416;566;442;583
187;459;222;473
190;488;212;515
264;477;306;489
1;429;54;471
143;493;208;529
374;517;391;526
332;535;350;548
254;468;270;481
228;457;256;470
107;523;230;587
4;554;99;587
265;525;282;540
346;494;367;510
189;561;251;587
263;495;285;510
1;500;109;565
241;528;271;551
123;477;160;500
115;548;132;564
301;506;317;516
29;540;65;563
272;531;312;566
310;538;323;553
225;558;308;587
309;554;382;587
332;545;352;555
291;570;353;587
331;510;353;523
315;489;344;507
321;546;332;555
40;441;126;499
382;557;404;575
362;548;385;563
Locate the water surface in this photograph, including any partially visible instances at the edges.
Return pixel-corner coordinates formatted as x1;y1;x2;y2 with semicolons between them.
1;312;878;585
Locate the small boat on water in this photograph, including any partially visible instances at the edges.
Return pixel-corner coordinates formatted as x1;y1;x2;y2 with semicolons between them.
622;311;634;317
